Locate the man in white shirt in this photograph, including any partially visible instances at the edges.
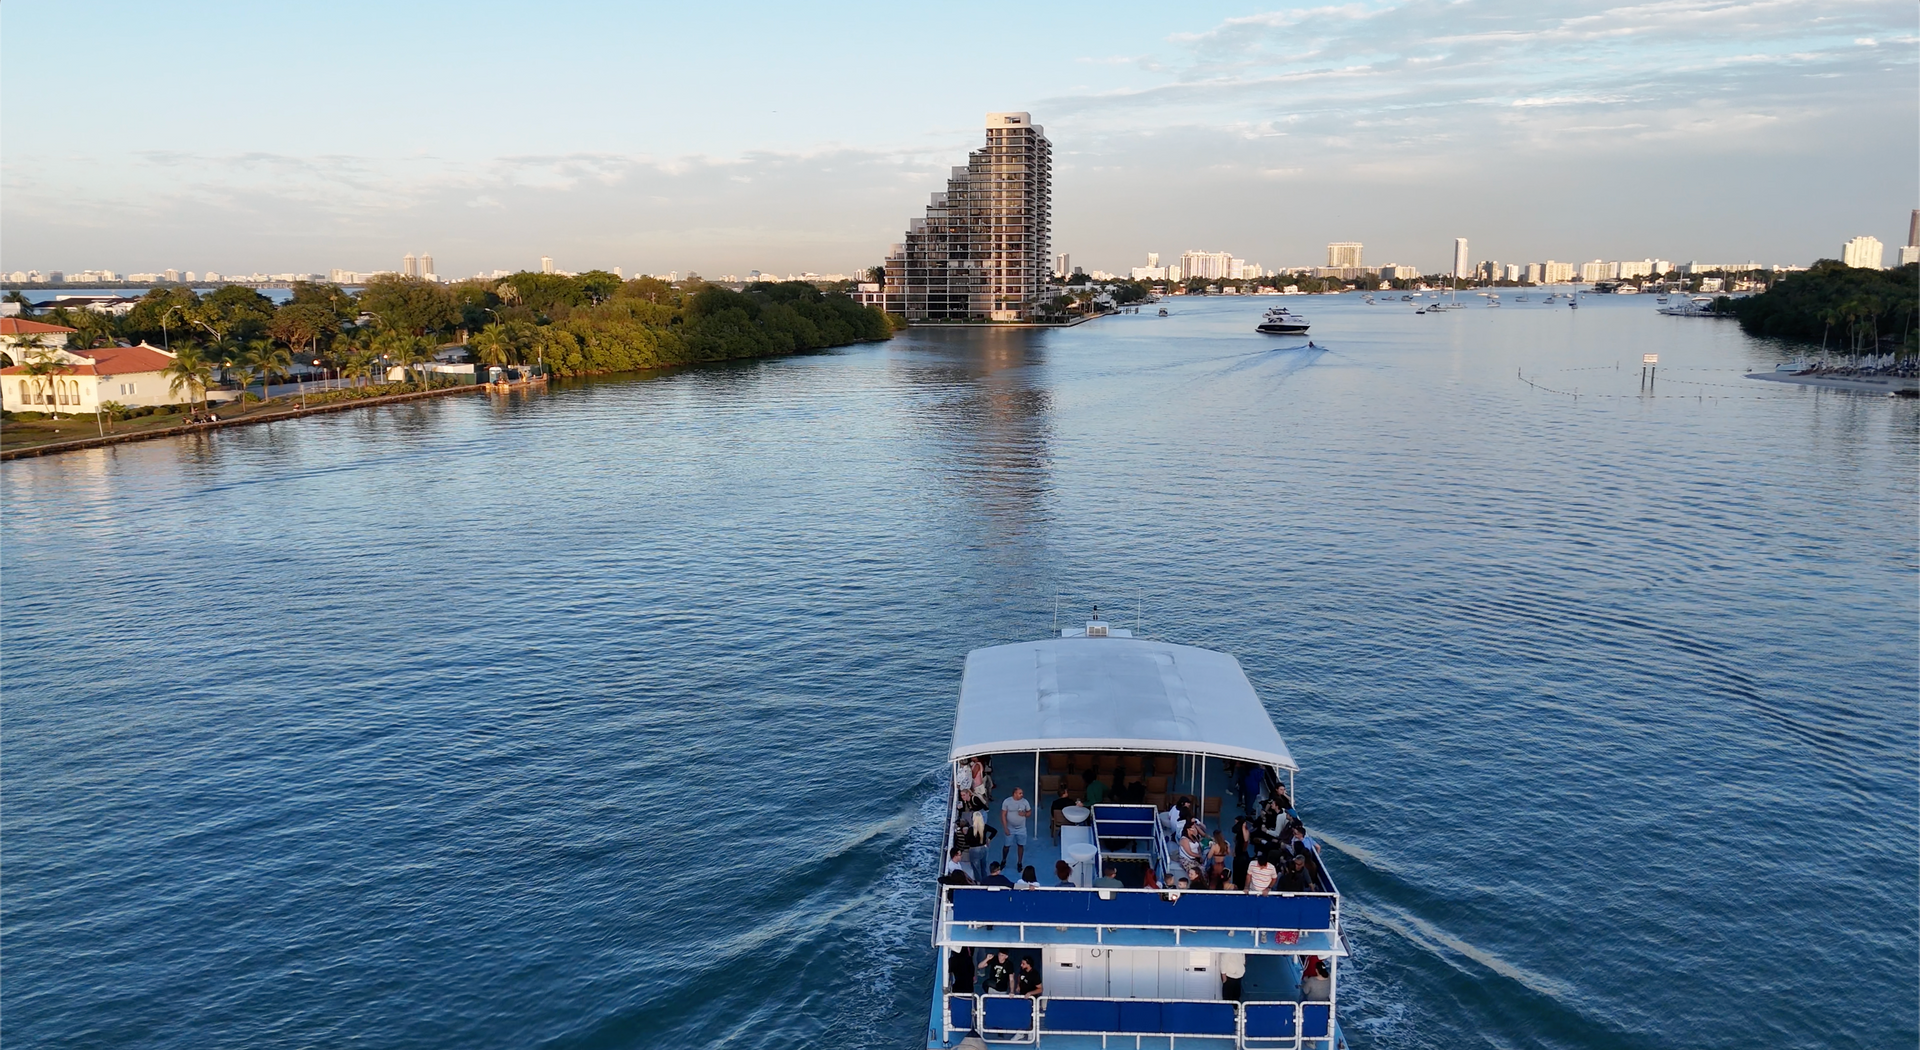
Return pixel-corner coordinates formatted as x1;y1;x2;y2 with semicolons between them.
1000;787;1032;871
1220;952;1247;1001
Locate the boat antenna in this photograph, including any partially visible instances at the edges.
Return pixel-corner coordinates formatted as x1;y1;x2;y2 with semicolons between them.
1052;595;1061;636
1135;591;1143;633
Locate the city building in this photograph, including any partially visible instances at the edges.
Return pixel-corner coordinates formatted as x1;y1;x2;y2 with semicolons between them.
1452;239;1469;279
164;269;180;282
1504;263;1522;282
541;256;555;274
1841;236;1883;269
1377;264;1419;280
1902;246;1920;266
1524;263;1544;284
0;340;181;413
1579;260;1616;282
1055;254;1071;279
420;254;434;280
1326;242;1363;268
882;112;1052;322
1541;261;1575;283
402;253;418;278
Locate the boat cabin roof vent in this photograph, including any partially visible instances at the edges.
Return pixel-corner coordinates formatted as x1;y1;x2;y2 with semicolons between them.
1085;621;1109;638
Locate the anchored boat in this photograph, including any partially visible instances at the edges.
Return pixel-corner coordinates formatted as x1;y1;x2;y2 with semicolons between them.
930;614;1348;1049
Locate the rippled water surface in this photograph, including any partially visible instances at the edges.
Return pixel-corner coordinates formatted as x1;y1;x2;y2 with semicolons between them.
5;294;1916;1049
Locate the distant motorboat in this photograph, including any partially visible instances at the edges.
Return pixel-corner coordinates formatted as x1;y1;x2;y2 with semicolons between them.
1157;307;1169;316
1657;296;1720;317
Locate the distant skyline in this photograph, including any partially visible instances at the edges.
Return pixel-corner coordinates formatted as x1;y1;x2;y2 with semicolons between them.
4;1;1914;279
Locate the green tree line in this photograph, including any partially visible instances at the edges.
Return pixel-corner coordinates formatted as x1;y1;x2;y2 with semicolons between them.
1726;260;1918;353
15;272;892;383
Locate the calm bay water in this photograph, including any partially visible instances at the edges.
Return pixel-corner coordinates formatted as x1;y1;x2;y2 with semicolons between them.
4;294;1915;1049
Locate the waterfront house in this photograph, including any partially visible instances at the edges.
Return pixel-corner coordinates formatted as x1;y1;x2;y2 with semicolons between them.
1;342;181;414
0;317;78;362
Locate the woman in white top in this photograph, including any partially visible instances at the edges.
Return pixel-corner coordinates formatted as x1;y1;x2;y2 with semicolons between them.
1178;822;1207;876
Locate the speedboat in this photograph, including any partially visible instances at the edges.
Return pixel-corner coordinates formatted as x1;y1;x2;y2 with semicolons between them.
1158;308;1169;317
1256;307;1310;335
931;613;1347;1049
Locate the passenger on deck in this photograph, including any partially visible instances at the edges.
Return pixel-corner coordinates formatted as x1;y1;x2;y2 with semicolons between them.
1048;784;1077;843
1178;821;1206;878
1015;957;1044;997
1122;777;1147;804
1206;832;1232;888
1279;853;1319;893
970;757;992;807
1253;799;1286;850
983;861;1015;889
981;950;1013;993
1285;823;1321;858
1232;816;1254;887
949;946;976;993
944;847;970;880
1221;951;1247;1001
1246;853;1279;895
1094;863;1124;889
1083;772;1107;806
954;760;974;803
955;812;996;882
1271;780;1293;813
999;787;1032;870
1054;860;1075;887
1300;958;1332;1001
1016;865;1040;889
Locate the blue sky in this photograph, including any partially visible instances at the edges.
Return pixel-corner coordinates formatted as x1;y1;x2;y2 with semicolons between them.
3;0;1914;277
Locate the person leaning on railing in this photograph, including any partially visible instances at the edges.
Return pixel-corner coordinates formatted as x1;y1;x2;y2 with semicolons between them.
1245;852;1279;894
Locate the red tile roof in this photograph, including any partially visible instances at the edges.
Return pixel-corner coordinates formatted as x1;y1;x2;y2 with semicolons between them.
0;342;175;377
0;317;79;336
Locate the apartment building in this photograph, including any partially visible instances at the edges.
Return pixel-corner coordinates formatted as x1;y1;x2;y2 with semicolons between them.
883;112;1052;322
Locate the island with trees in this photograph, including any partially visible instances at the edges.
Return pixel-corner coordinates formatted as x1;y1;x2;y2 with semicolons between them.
2;273;892;452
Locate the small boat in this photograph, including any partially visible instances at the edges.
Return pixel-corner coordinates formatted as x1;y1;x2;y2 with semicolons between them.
1157;308;1169;317
1255;306;1310;335
1657;296;1719;317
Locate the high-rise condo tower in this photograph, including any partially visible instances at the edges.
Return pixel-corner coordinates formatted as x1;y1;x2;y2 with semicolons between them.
884;112;1052;322
1453;238;1470;279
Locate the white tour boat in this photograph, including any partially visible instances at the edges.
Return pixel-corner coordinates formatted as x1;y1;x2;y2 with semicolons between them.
930;614;1348;1049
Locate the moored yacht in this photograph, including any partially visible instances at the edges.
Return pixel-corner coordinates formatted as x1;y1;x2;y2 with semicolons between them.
930;615;1347;1049
1255;307;1310;335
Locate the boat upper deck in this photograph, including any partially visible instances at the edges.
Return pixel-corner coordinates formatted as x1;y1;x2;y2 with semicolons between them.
952;631;1296;769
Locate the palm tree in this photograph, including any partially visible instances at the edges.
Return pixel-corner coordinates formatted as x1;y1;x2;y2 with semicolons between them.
17;338;63;414
164;344;215;414
252;341;294;400
470;323;511;368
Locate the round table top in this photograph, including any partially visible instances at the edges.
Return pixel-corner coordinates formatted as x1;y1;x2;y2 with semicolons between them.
1063;842;1100;863
1062;806;1091;824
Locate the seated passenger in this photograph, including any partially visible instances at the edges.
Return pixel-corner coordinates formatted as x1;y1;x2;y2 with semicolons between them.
983;861;1015;889
944;847;970;880
1015;865;1040;889
1048;785;1077;842
1178;822;1206;877
1054;860;1075;887
1093;863;1124;889
1015;957;1044;997
1300;958;1332;1001
1285;824;1321;858
1083;773;1107;806
1278;853;1318;893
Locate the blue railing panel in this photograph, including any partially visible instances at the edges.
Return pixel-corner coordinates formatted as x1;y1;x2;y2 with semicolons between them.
1116;999;1162;1033
981;995;1035;1033
947;994;973;1031
1303;1003;1331;1037
1162;1000;1237;1035
1042;998;1119;1032
1243;1002;1298;1038
948;887;1336;931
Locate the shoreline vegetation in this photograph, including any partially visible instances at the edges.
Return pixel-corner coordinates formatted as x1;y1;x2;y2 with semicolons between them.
1724;260;1918;354
2;273;893;456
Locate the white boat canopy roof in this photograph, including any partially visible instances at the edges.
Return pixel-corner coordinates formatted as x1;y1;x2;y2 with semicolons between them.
951;636;1297;770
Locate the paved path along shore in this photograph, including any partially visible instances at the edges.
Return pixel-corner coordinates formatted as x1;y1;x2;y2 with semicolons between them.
0;382;490;462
